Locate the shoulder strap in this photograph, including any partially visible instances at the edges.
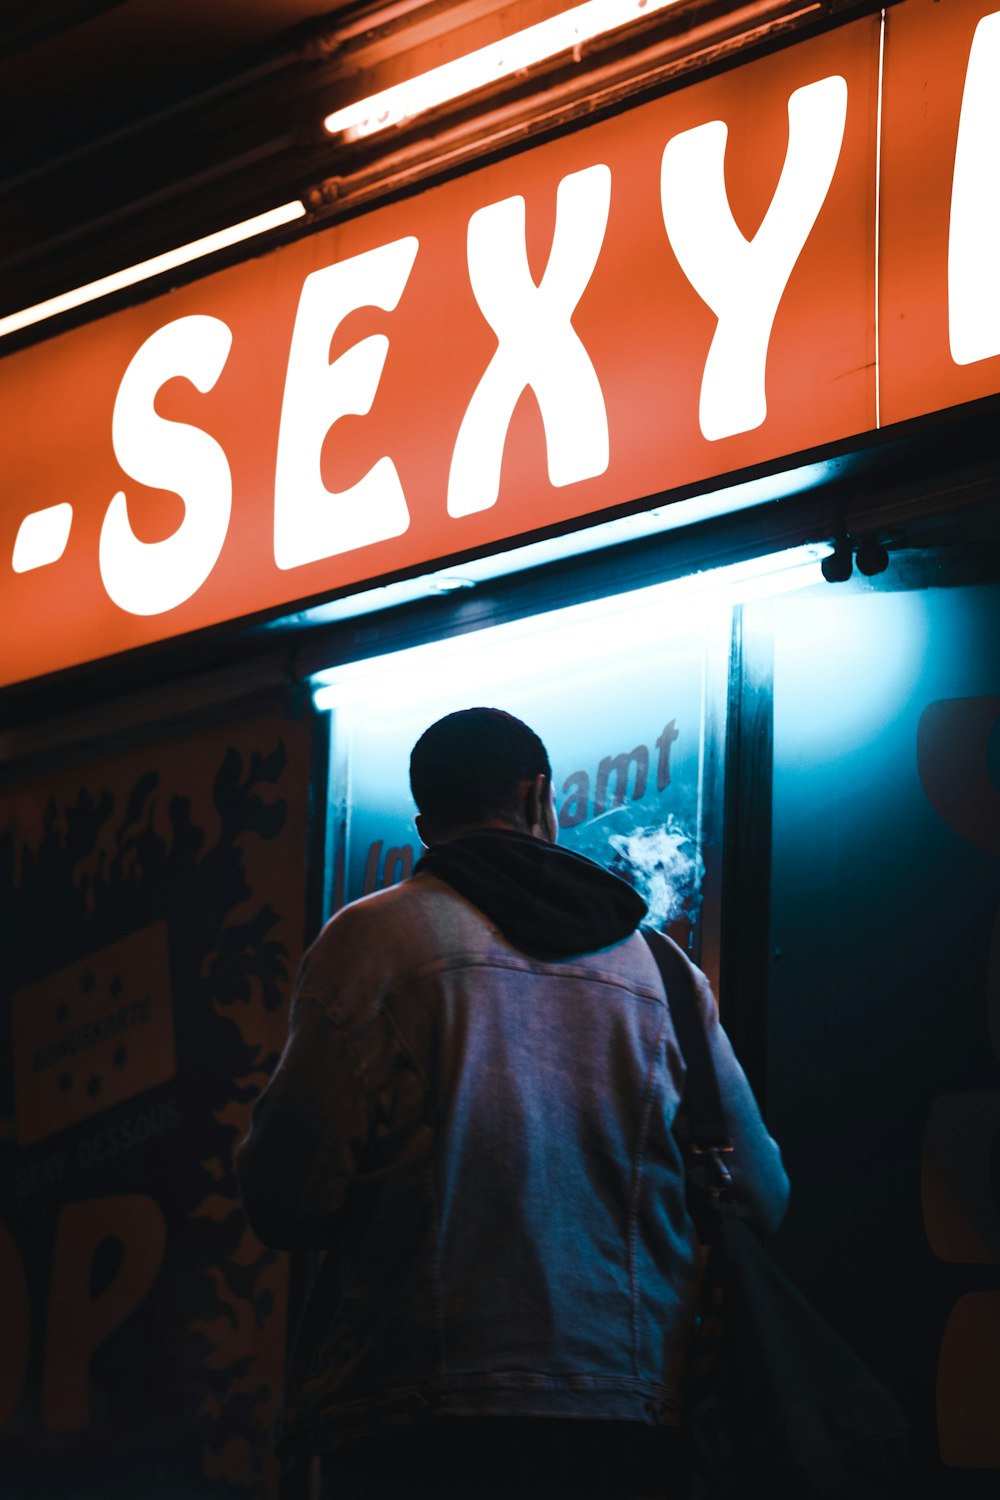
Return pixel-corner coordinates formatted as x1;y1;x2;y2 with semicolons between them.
641;928;732;1154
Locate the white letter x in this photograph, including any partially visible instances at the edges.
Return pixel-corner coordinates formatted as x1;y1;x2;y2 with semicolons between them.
448;163;612;518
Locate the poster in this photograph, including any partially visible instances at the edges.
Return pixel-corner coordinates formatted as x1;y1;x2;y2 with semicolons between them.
331;592;729;971
0;713;312;1499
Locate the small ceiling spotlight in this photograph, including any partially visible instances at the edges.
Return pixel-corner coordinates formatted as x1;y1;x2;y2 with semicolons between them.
855;536;890;576
821;537;853;583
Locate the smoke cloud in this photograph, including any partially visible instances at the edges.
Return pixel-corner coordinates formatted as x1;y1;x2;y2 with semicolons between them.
607;815;704;929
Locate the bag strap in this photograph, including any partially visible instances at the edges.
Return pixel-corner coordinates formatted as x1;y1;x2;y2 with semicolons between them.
641;929;734;1184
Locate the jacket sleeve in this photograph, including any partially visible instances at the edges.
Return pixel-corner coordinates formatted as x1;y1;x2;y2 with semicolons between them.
235;918;376;1250
681;951;790;1235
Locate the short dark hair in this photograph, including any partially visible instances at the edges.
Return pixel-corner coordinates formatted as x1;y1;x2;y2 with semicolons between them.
410;708;551;828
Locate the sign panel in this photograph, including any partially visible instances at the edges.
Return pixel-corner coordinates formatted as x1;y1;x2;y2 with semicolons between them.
879;0;1000;423
12;923;176;1146
3;0;1000;690
0;19;878;689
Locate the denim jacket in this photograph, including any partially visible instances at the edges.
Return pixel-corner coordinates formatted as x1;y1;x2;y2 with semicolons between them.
235;850;789;1462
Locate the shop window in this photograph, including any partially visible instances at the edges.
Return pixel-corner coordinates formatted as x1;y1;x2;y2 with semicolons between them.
313;546;823;977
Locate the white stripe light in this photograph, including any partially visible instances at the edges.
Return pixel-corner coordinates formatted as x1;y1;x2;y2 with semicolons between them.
286;460;837;631
312;545;827;712
323;0;685;141
0;201;307;343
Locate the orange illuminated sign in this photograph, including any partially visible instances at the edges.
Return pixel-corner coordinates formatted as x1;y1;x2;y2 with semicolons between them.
1;0;997;690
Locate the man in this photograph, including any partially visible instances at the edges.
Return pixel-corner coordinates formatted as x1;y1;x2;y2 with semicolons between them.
236;707;788;1498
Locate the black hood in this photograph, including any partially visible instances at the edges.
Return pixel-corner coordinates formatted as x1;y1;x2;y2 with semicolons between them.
415;827;647;961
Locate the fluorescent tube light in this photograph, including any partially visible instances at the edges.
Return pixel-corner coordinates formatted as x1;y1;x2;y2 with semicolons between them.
0;200;307;343
312;545;827;712
323;0;685;141
282;460;838;633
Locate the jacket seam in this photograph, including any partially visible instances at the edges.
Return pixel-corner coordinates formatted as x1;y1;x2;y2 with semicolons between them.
383;954;666;1005
285;1370;682;1414
429;1151;447;1382
381;1001;431;1088
627;1005;670;1381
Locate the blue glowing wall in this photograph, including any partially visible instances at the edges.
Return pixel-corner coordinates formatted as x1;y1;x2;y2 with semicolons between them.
764;581;1000;1493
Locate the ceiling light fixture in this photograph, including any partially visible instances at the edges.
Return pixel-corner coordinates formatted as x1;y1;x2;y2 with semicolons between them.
0;200;307;344
323;0;685;141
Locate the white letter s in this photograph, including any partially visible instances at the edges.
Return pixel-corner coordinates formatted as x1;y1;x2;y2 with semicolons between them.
100;316;233;616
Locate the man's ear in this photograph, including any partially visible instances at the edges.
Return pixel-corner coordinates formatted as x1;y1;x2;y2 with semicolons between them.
540;775;558;843
526;775;558;842
415;813;431;848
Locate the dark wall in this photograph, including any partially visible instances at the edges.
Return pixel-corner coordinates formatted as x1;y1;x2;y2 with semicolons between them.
0;710;314;1500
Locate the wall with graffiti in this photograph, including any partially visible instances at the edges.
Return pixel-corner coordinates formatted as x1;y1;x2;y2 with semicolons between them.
0;713;313;1499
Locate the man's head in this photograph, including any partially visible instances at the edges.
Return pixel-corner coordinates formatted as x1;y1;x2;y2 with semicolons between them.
410;707;557;847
